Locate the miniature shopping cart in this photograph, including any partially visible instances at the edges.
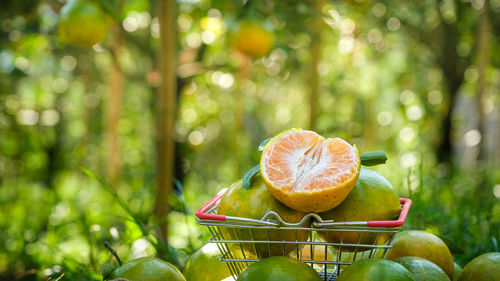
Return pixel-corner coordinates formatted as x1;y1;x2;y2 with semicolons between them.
196;188;412;281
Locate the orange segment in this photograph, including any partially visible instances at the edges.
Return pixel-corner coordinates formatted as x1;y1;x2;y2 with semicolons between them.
260;129;360;213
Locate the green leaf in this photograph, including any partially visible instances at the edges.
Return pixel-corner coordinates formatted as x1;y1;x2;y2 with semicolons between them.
243;164;260;189
360;151;388;166
101;262;115;280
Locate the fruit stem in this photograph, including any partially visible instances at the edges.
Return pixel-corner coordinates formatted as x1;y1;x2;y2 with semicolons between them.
360;151;388;166
105;241;123;266
243;164;260;189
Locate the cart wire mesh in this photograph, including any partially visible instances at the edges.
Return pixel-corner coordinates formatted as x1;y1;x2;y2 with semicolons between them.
196;188;412;281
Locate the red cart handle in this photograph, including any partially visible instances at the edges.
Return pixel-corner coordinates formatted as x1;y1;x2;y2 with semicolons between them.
195;188;227;221
366;198;412;227
196;189;412;228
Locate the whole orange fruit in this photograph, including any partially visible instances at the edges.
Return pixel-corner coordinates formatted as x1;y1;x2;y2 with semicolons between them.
456;252;500;281
318;167;401;251
260;129;360;213
58;0;111;47
233;21;274;58
394;256;450;281
236;256;322;281
217;175;308;258
386;230;454;280
182;243;232;281
337;258;416;281
106;256;186;281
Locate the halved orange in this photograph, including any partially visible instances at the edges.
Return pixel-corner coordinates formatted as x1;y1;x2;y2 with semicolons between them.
260;129;360;212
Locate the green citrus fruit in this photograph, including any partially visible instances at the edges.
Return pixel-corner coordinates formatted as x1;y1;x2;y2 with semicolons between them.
453;261;463;281
299;244;335;263
233;21;274;57
394;256;450;281
217;176;309;258
107;257;186;281
236;256;322;281
59;0;111;47
318;168;401;251
337;258;416;281
457;252;500;281
183;243;232;281
386;230;454;280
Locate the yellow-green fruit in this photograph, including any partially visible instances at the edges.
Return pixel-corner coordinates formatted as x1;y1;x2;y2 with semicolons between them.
233;21;274;57
457;252;500;281
107;257;186;281
59;0;110;47
318;168;401;251
394;256;450;281
337;259;416;281
386;230;454;280
236;256;322;281
183;244;232;281
217;176;308;258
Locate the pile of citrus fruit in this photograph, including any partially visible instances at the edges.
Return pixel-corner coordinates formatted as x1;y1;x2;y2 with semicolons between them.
212;128;499;281
101;128;500;281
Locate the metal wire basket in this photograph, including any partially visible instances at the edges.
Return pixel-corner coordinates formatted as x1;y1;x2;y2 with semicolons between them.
196;188;412;281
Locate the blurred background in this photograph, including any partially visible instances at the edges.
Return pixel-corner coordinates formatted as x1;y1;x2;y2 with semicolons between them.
0;0;499;280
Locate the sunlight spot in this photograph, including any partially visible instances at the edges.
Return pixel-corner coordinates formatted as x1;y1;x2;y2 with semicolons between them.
201;30;215;44
123;16;138;32
52;77;68;93
132;238;150;258
90;224;101;232
493;184;500;198
387;17;401;31
377;111;392;126
44;268;53;276
340;18;356;34
178;14;192;32
428;90;443;105
338;36;355;54
464;67;479;83
400;151;419;168
182;108;198;124
92;44;104;52
368;28;382;43
186;33;201;48
40;110;60;126
188;130;204;146
14;56;29;71
464;129;481;147
9;30;21;42
218;73;234;89
61;55;77;71
399;127;415;142
406;105;423;121
400;90;415;105
110;227;119;239
17;109;38;125
372;3;387;17
472;0;485;10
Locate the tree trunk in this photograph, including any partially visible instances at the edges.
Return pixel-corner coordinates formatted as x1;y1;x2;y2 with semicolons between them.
436;21;464;164
106;27;124;184
155;0;177;240
308;0;325;131
476;3;490;162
